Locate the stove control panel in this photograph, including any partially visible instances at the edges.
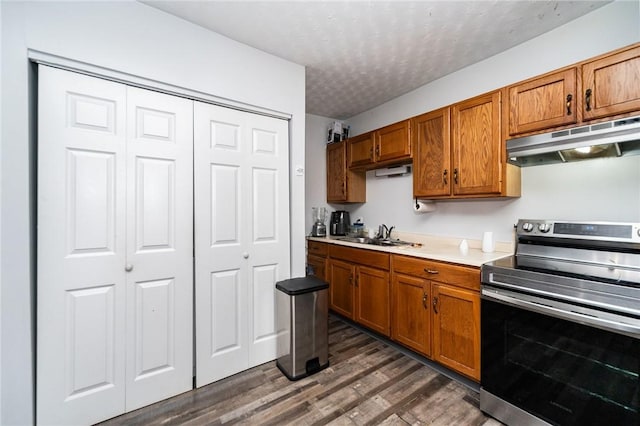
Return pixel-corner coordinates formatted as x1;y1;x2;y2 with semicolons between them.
516;219;640;243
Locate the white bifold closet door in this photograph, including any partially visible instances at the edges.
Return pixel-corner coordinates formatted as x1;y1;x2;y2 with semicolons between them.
194;102;291;387
37;66;193;425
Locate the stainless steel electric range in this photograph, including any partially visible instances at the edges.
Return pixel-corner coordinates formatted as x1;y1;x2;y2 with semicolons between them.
480;219;640;426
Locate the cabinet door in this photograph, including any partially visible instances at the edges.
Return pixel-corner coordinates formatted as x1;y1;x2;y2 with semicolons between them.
432;283;480;381
582;45;640;121
411;108;451;197
376;120;411;164
307;254;327;282
355;265;390;336
326;141;348;202
452;91;502;196
347;132;375;168
508;68;577;135
326;141;366;203
391;273;431;357
328;259;355;319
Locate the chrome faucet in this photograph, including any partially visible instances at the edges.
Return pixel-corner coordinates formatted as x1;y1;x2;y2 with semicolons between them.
377;224;395;240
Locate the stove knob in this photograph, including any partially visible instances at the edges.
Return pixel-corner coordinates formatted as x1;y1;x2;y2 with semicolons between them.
522;222;534;232
538;223;551;233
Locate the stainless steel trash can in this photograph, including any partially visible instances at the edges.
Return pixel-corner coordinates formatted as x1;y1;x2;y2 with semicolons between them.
275;276;329;380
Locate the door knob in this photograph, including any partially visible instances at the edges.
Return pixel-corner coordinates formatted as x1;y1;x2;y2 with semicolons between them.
243;252;250;259
125;264;134;272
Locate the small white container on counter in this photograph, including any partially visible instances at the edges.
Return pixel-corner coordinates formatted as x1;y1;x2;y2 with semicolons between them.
482;232;495;253
459;239;469;255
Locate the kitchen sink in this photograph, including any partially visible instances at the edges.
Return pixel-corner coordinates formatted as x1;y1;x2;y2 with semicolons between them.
335;236;415;247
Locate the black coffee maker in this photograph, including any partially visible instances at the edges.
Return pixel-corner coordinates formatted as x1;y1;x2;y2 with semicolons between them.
329;210;350;236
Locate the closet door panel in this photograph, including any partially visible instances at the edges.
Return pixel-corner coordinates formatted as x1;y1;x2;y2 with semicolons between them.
194;103;249;386
247;114;290;365
37;66;127;426
194;103;290;386
125;87;193;411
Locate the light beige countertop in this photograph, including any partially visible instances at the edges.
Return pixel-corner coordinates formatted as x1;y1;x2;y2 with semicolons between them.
307;232;513;268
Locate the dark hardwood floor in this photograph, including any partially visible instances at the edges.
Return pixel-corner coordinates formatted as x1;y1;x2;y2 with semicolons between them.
99;316;501;425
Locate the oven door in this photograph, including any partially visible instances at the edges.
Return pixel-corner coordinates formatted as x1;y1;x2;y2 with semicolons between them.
481;287;640;426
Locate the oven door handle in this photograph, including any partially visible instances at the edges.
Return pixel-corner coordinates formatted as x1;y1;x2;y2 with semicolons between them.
482;287;640;338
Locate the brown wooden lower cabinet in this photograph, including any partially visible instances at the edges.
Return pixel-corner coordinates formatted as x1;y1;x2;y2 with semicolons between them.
327;258;354;318
354;265;390;336
431;282;480;381
327;245;391;337
307;254;327;281
307;241;328;281
391;273;431;357
318;243;481;381
391;254;481;381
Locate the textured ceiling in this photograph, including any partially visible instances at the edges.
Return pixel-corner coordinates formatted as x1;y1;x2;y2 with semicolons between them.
145;1;611;120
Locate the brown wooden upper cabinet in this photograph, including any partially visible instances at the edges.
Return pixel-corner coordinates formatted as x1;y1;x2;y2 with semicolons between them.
326;140;366;203
452;91;503;196
413;91;516;199
507;43;640;137
412;108;451;198
582;44;640;121
347;120;411;169
508;68;578;136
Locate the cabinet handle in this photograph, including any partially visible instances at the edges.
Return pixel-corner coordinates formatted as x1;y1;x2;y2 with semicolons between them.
349;272;353;286
375;144;380;158
433;296;439;314
566;94;573;116
585;89;592;111
424;268;439;275
443;169;448;185
422;292;428;309
454;168;458;184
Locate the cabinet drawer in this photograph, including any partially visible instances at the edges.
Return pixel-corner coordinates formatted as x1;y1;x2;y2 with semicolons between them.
308;240;328;257
392;255;479;291
307;255;327;281
329;245;389;270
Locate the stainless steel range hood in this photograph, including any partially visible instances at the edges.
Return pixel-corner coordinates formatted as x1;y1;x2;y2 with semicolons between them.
507;115;640;166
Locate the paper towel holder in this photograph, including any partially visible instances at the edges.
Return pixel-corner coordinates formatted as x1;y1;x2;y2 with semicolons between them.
413;197;437;213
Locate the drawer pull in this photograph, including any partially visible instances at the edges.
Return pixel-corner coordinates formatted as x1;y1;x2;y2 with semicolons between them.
424;268;439;275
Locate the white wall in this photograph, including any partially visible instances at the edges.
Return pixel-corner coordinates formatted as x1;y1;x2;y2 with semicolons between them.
0;2;305;424
305;114;338;233
0;2;3;421
307;0;640;244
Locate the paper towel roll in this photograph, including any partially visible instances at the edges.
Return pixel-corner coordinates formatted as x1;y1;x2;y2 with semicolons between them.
413;200;436;213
